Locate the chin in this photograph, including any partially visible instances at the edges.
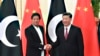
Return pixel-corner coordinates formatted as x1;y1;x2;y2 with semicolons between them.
64;24;70;26
35;24;38;25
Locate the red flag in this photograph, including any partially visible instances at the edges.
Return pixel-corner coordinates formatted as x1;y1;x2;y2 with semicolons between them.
21;0;49;56
73;0;99;56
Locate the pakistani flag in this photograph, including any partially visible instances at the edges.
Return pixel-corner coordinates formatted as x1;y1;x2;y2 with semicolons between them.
0;0;22;56
47;0;66;42
47;0;66;56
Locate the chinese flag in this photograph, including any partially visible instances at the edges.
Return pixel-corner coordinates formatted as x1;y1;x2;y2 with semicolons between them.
21;0;48;56
73;0;99;56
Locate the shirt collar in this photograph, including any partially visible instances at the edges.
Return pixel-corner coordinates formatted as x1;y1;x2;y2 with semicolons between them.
64;24;71;30
32;25;39;29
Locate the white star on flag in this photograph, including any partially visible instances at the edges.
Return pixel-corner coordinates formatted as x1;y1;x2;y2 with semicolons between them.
16;29;21;40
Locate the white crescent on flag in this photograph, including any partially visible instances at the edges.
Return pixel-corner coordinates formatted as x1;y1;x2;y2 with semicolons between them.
48;14;62;42
0;16;18;47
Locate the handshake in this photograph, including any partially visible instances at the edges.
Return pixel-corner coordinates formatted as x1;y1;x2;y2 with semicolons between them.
44;44;52;51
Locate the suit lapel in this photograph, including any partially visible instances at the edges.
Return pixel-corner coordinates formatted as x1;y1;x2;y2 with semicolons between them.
39;26;45;44
31;25;41;42
61;27;65;40
39;26;44;38
67;25;74;40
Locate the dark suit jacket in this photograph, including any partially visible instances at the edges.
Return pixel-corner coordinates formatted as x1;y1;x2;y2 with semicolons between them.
51;25;84;56
25;25;45;56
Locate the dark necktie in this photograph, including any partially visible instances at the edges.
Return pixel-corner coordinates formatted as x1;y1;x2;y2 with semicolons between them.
64;28;68;39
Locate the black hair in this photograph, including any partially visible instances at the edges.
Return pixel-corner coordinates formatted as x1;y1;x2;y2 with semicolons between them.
31;13;41;19
62;12;72;18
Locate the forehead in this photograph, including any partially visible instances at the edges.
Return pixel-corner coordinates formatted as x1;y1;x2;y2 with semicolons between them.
32;16;40;20
32;16;39;18
62;15;70;18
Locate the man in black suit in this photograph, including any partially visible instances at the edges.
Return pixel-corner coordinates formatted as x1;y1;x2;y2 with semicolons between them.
52;12;84;56
25;13;52;56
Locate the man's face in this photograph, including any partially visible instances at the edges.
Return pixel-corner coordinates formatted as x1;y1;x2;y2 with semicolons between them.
62;15;71;26
32;16;40;26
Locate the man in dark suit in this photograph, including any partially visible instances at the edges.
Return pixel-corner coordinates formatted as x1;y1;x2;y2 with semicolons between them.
52;12;84;56
25;13;52;56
